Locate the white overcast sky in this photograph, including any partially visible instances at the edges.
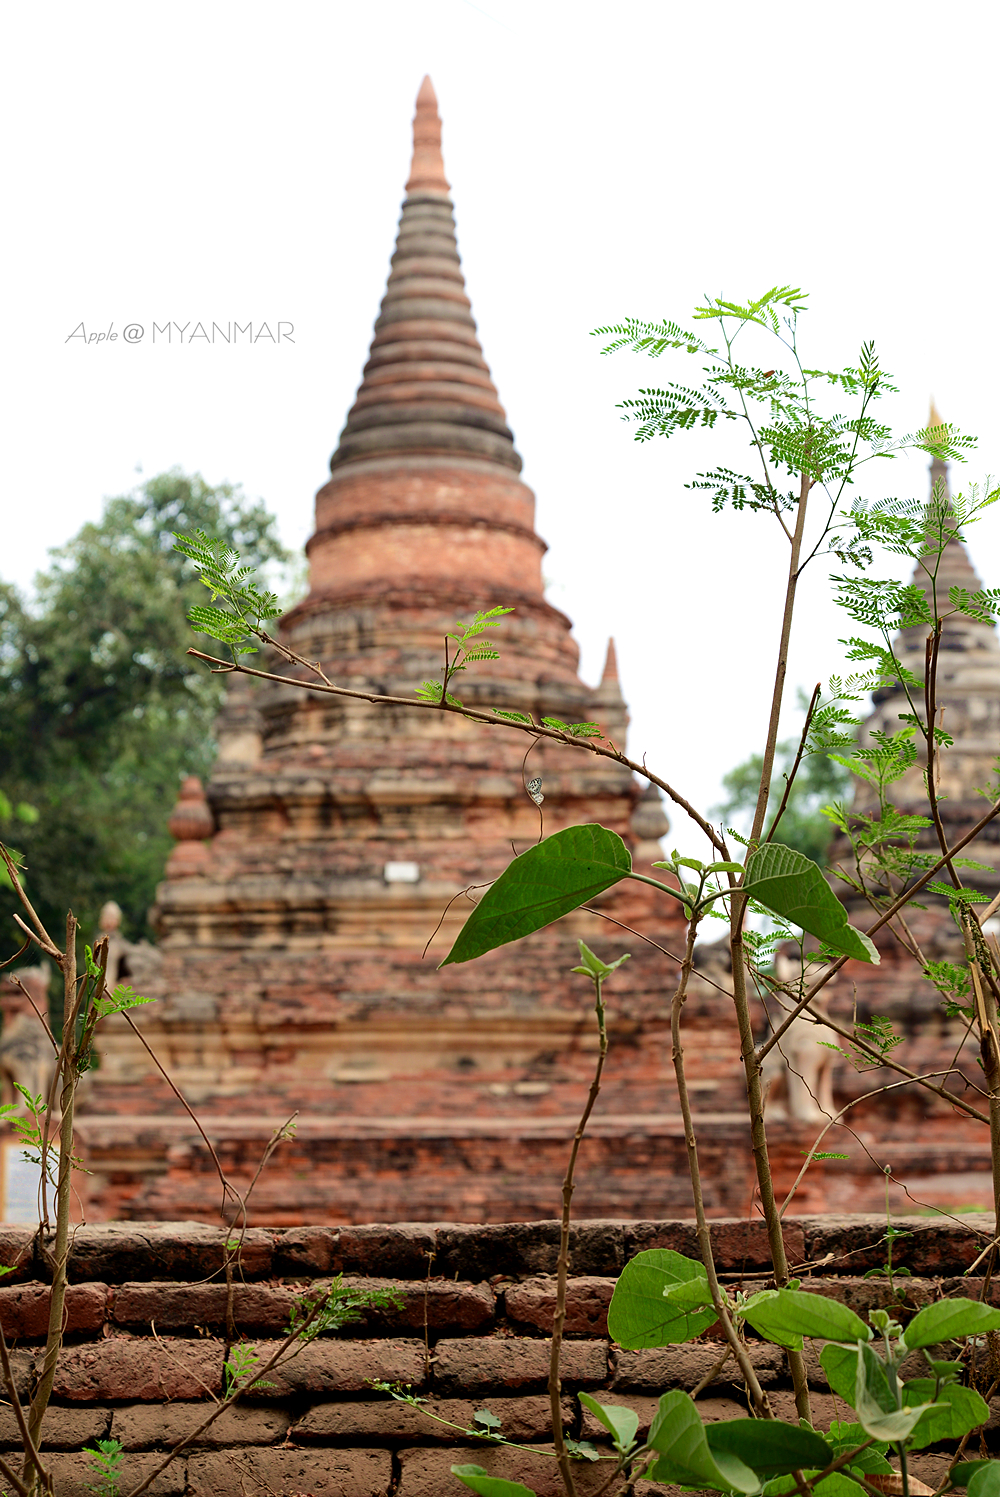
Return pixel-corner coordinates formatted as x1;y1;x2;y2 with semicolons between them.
4;0;999;850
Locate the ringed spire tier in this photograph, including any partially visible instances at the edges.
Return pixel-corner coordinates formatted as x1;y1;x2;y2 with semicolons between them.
304;76;547;622
331;75;518;474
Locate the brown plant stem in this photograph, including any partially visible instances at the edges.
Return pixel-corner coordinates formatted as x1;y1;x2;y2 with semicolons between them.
671;919;771;1417
25;913;80;1460
729;469;813;1421
0;1323;47;1495
550;963;614;1497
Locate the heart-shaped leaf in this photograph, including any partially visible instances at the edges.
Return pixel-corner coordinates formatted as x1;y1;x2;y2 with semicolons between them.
742;843;879;963
738;1288;871;1347
902;1298;1000;1350
647;1390;760;1493
902;1380;990;1448
608;1249;718;1348
707;1418;833;1477
578;1393;639;1453
451;1465;537;1497
441;824;631;965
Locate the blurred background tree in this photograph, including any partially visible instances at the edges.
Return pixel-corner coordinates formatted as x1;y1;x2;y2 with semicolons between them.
0;471;289;945
713;725;851;866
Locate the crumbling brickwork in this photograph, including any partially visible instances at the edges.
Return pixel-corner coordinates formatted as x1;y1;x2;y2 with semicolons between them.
4;1216;998;1496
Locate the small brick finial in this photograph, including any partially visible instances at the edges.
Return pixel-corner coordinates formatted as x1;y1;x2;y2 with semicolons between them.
405;75;450;196
165;776;214;879
600;637;619;685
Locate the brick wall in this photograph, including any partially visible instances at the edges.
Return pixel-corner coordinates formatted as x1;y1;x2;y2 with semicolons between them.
5;1215;998;1497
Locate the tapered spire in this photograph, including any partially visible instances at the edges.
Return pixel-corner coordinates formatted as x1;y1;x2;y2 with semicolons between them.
928;398;950;499
330;77;520;473
406;76;450;195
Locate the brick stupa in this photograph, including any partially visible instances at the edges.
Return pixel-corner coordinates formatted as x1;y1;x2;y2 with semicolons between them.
76;94;1000;1225
78;79;705;1224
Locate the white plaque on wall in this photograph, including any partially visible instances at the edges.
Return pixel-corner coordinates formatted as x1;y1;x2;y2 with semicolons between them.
0;1138;47;1224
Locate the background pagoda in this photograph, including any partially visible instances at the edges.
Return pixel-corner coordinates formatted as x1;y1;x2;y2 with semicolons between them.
79;79;703;1225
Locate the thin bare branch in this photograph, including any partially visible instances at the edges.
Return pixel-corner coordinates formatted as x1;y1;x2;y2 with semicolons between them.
186;648;727;855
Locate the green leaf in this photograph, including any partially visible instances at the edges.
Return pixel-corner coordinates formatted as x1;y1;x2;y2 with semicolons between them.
578;1393;639;1453
737;1288;871;1347
820;1344;892;1412
813;1476;872;1497
450;1466;537;1497
902;1298;1000;1349
902;1380;990;1448
954;1461;1000;1497
608;1250;718;1348
852;1344;938;1441
741;843;879;963
441;824;631;966
707;1418;833;1477
647;1390;760;1494
570;940;631;983
737;1290;801;1350
563;1437;599;1461
825;1421;891;1475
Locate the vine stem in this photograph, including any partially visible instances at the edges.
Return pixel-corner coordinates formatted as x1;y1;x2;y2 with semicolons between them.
671;919;771;1417
729;469;813;1422
25;912;81;1470
550;961;614;1497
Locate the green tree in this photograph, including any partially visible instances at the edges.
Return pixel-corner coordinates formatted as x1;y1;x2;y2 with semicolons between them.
0;470;288;944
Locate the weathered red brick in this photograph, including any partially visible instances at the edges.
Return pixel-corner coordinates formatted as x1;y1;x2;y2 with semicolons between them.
112;1401;290;1449
66;1224;272;1284
0;1228;36;1284
330;1224;439;1278
0;1282;107;1339
111;1281;297;1333
798;1214;992;1277
42;1451;185;1497
0;1405;108;1450
433;1336;607;1392
506;1276;614;1337
435;1222;625;1279
768;1390;840;1428
53;1338;222;1402
293;1394;571;1443
625;1218;806;1273
355;1276;495;1334
245;1336;426;1396
612;1340;783;1392
397;1443;618;1497
188;1446;391;1496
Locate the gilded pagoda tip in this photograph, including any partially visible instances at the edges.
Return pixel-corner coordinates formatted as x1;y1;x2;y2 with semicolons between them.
406;74;450;196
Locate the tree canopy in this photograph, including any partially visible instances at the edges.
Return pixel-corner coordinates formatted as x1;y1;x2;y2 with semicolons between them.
0;470;288;944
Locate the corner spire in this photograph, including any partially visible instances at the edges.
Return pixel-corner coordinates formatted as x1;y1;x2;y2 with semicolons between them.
601;637;619;684
927;398;950;500
406;76;450;197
